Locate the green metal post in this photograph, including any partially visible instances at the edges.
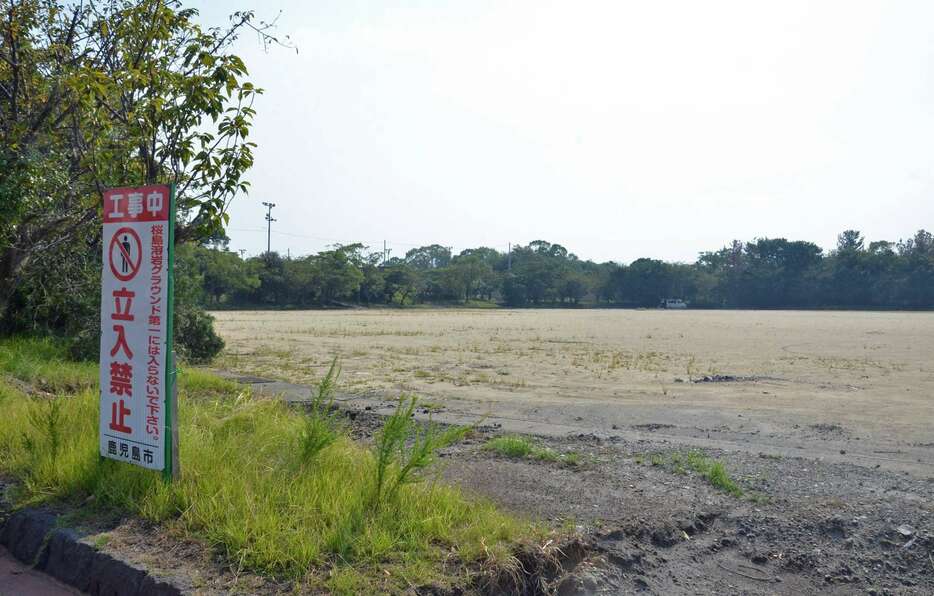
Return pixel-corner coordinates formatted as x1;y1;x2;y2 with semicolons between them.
163;184;178;482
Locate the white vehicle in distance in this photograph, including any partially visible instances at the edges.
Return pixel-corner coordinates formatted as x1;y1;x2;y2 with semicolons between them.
659;298;688;309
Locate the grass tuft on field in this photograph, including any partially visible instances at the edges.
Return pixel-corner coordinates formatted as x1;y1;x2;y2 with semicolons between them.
0;338;534;593
483;435;581;466
650;450;743;497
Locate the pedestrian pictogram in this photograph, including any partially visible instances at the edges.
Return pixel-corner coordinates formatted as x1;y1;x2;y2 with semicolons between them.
109;227;142;282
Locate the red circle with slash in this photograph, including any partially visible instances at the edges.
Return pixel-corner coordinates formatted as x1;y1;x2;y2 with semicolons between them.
109;227;142;282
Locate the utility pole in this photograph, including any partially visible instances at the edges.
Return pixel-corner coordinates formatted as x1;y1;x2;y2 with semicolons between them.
237;249;246;259
383;240;387;266
262;202;276;254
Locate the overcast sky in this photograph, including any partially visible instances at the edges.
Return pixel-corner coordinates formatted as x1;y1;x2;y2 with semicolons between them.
192;0;934;263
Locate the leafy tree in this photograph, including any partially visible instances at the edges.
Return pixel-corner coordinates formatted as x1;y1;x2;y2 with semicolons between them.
837;230;865;253
618;258;672;307
405;244;451;270
383;266;419;305
593;263;621;303
311;246;364;304
698;240;745;306
252;252;288;305
283;256;318;305
197;247;259;305
895;230;934;308
557;269;589;304
458;246;502;268
1;0;272;319
358;263;385;305
446;255;493;302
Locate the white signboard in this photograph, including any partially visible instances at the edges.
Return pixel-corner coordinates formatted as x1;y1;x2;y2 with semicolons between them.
99;185;171;470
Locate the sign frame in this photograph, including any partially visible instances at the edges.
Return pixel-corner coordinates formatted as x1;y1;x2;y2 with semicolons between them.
98;183;177;481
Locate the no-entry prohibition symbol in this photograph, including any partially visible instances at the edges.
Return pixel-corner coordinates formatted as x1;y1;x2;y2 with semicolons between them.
109;227;142;281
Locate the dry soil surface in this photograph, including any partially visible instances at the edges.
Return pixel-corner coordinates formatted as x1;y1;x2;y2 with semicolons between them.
214;308;934;475
211;308;934;594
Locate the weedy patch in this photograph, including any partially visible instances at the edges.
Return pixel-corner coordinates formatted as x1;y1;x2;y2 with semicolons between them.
0;336;97;394
92;534;112;550
649;450;744;497
0;337;538;594
483;435;582;467
178;367;243;398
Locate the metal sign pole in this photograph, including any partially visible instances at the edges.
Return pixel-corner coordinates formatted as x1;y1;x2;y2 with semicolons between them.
162;184;178;482
165;351;180;481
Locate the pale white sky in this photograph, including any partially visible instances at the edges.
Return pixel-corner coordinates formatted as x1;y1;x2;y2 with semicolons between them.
193;1;934;263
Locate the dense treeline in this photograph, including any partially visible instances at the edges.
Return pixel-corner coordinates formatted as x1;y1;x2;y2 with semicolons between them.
184;229;934;310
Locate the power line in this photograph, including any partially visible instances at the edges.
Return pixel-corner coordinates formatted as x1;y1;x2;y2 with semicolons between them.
228;227;457;250
228;226;516;261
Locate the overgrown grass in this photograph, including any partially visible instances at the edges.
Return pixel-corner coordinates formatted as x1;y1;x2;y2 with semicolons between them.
177;367;243;397
650;450;743;497
0;337;534;593
0;336;239;398
0;336;97;393
371;396;470;507
483;435;581;466
298;357;343;462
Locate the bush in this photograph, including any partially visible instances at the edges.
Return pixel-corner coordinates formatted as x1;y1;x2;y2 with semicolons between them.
67;303;224;364
174;306;224;363
65;303;223;364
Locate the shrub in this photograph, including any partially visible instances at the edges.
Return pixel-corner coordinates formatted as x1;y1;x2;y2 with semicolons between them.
62;303;225;364
175;306;224;363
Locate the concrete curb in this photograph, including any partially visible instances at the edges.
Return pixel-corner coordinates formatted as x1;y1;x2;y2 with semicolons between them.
0;508;181;596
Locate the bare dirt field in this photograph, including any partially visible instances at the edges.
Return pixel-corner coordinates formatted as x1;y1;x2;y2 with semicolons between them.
214;308;934;475
212;308;934;594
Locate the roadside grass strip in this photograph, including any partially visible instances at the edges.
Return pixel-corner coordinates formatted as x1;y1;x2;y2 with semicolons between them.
0;338;535;593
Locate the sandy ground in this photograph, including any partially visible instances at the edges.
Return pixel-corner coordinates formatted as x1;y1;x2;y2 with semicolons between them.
213;308;934;476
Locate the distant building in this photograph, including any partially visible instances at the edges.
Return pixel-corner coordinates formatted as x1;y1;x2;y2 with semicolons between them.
659;298;688;309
